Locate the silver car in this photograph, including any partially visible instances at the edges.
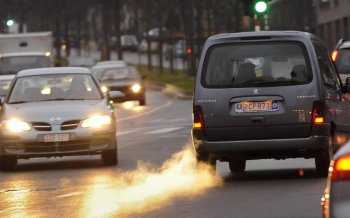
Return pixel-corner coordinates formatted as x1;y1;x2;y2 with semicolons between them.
322;140;350;218
0;67;122;170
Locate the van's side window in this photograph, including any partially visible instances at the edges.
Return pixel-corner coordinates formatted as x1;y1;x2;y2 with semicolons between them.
314;44;341;90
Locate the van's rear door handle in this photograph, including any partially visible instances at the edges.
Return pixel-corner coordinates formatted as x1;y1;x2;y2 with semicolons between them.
251;116;265;123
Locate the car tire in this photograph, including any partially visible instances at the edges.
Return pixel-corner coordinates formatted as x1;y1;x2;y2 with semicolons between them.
229;160;246;175
102;149;118;166
139;96;146;106
196;152;216;171
315;136;334;177
315;151;331;177
0;156;17;171
102;137;118;166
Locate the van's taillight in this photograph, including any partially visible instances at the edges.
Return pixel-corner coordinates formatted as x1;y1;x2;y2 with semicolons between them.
332;155;350;181
193;106;204;130
312;102;326;125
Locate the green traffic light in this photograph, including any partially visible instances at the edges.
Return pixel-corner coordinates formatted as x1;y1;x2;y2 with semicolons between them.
254;1;268;14
6;19;14;27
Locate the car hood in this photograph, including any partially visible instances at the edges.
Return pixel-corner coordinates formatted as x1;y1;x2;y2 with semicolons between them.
101;79;140;87
2;100;110;123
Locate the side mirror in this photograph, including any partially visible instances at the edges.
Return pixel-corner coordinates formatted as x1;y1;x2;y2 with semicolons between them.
108;91;125;102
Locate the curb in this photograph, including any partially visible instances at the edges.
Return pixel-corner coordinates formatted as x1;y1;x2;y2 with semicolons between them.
145;82;193;100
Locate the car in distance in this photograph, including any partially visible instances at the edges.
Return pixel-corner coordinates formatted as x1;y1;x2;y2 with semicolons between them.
192;31;350;176
0;67;122;170
95;60;127;68
121;35;139;51
321;141;350;218
332;39;350;84
92;64;146;106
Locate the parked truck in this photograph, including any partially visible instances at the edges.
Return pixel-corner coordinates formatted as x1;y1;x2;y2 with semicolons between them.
0;32;54;97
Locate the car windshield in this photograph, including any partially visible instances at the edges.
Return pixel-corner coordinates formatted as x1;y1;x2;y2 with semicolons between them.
203;42;312;88
8;74;102;103
336;49;350;74
0;56;52;75
93;67;137;82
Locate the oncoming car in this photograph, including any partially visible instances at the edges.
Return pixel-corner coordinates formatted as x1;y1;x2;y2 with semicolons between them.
0;67;122;170
193;31;350;176
92;64;146;105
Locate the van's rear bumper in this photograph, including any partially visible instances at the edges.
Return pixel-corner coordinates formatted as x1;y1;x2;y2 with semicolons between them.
193;134;330;160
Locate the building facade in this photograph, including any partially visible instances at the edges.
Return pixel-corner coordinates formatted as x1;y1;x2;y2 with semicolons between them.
269;0;316;33
315;0;350;47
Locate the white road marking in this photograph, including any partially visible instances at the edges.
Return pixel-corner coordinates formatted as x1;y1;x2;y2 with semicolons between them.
117;129;140;136
56;191;82;199
117;101;173;122
147;127;183;135
146;118;190;124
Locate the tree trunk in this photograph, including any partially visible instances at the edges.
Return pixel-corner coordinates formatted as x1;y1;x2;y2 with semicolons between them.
114;0;123;60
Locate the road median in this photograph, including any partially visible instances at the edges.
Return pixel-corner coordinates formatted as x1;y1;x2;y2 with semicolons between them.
138;65;194;100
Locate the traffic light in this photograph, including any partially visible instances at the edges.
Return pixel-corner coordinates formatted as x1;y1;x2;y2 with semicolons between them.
6;19;14;27
254;0;269;15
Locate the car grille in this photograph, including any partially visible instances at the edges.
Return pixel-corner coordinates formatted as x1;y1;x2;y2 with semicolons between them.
110;86;130;93
24;140;91;153
32;122;51;131
61;120;81;131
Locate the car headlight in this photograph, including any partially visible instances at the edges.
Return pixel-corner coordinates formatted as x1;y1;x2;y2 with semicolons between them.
2;119;31;133
101;85;109;94
131;83;142;93
81;115;112;129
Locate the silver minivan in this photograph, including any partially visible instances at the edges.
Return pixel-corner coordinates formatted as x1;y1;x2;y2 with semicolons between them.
193;31;350;177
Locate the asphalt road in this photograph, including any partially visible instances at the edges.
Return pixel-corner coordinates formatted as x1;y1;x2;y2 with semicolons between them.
0;90;326;218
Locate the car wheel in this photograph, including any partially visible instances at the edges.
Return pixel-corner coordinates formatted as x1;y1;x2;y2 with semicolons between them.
0;156;17;171
315;152;330;177
315;136;334;177
102;149;118;166
229;160;246;175
139;96;146;106
102;138;118;166
196;152;216;171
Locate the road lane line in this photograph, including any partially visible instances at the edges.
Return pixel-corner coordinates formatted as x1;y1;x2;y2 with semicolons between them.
147;127;183;135
117;129;140;136
146;118;190;124
56;191;82;199
117;101;173;122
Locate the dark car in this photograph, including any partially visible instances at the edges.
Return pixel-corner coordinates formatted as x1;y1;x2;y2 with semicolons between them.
192;31;350;177
92;64;146;106
0;67;122;170
321;141;350;218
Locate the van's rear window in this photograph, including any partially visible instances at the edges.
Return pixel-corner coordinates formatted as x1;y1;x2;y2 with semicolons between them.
202;42;312;88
